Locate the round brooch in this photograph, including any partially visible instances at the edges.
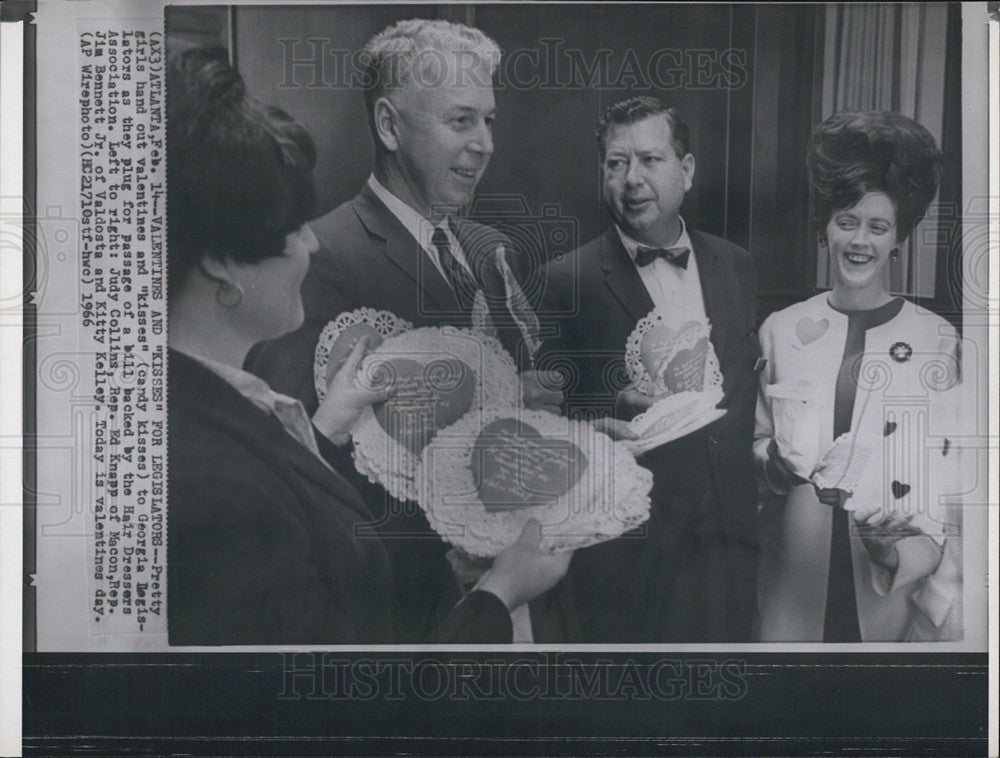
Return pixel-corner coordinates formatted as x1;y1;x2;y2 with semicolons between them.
889;342;912;362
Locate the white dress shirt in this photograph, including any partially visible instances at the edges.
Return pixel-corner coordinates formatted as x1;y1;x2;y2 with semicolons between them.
367;174;499;338
367;174;473;279
616;217;707;325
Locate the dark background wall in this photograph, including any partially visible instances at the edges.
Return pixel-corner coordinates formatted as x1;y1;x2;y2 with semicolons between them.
231;4;750;247
165;3;962;324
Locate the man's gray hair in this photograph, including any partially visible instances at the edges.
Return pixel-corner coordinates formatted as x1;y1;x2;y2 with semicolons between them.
360;18;501;111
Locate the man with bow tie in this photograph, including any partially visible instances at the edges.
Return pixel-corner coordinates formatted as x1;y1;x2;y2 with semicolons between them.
537;97;762;642
246;19;571;644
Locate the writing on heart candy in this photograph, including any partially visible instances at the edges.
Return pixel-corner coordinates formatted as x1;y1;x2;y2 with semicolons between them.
638;320;711;395
370;356;476;455
639;324;676;381
660;337;709;393
471;418;587;512
324;323;385;387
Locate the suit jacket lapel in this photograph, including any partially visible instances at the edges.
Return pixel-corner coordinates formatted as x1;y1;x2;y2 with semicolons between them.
601;227;655;324
690;230;738;402
352;185;460;313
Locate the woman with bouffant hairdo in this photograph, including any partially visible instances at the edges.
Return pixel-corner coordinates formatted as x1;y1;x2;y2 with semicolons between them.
753;111;964;642
166;47;569;645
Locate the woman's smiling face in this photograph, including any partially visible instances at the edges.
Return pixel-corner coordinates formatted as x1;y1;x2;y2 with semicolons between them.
826;191;898;296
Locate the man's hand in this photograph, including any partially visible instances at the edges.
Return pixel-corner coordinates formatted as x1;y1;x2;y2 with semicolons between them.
520;369;564;414
312;336;391;444
765;438;811;493
589;416;639;441
614;386;656;421
477;519;572;610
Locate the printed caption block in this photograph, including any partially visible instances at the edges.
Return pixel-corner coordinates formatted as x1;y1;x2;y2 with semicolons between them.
78;22;167;634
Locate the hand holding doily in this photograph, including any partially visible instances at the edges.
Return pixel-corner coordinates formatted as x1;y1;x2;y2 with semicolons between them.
313;308;414;403
478;519;573;610
312;335;392;445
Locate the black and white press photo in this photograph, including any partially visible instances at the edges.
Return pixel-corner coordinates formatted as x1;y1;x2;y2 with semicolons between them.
11;1;994;754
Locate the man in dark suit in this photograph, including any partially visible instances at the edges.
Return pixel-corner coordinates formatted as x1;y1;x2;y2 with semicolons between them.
538;97;761;642
165;45;571;646
247;19;568;642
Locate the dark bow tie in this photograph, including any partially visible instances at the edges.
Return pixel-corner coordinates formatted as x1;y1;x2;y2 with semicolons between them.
634;245;691;270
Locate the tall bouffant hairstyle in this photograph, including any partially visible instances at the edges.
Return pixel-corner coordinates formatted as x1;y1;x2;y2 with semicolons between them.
596;97;690;161
359;19;500;148
807;111;941;241
167;46;317;298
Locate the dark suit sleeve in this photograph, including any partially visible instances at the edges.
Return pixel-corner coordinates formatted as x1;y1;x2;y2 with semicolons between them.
534;256;584;409
734;244;761;330
429;591;514;644
168;475;366;646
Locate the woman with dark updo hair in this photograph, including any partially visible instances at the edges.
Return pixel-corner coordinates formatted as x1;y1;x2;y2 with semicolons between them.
166;47;570;645
753;111;963;642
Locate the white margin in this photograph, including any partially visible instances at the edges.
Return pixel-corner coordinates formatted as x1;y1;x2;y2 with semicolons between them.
0;17;26;758
983;5;999;756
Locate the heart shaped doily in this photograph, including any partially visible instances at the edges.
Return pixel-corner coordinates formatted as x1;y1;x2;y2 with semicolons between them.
625;310;723;397
419;407;653;557
350;325;519;502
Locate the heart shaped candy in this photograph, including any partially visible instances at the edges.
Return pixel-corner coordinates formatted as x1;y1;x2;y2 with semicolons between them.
472;418;587;512
639;324;675;380
660;337;709;393
795;317;829;346
371;357;476;455
324;323;385;388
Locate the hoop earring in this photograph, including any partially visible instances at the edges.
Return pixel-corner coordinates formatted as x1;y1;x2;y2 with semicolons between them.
216;281;244;308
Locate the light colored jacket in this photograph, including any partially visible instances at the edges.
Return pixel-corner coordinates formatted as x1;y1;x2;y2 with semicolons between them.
754;293;962;641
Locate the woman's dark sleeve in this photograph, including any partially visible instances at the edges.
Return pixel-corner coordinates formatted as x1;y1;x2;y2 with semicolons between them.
429;590;514;644
168;475;369;646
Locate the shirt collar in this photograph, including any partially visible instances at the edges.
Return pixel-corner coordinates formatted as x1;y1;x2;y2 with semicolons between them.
616;216;692;263
186;352;304;419
367;174;453;249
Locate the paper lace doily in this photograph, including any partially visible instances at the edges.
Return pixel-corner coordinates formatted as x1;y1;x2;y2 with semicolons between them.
418;406;653;557
313;308;413;403
625;388;726;456
624;310;723;397
350;326;519;502
811;431;872;494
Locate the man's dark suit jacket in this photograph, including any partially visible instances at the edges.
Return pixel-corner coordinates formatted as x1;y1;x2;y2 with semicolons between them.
537;226;761;642
246;185;576;643
168;349;513;645
249;184;532;415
